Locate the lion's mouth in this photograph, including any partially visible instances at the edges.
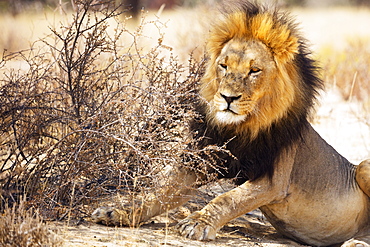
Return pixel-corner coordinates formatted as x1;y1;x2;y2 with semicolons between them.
215;109;247;125
224;108;238;115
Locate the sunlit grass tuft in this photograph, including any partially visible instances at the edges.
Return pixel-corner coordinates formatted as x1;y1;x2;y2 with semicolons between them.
0;198;63;246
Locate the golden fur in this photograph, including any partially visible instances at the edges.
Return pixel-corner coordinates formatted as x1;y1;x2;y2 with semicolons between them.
200;5;308;138
92;1;370;246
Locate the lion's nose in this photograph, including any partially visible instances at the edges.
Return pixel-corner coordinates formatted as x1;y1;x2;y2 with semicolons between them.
220;94;242;104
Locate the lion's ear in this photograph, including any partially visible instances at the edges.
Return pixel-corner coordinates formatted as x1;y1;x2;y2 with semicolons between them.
251;14;299;63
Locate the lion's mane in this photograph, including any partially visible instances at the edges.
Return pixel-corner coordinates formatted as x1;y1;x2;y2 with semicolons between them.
192;1;323;184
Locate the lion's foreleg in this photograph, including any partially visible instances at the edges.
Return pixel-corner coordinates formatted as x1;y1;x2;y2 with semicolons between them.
92;167;201;227
177;178;287;240
177;148;296;240
342;236;370;247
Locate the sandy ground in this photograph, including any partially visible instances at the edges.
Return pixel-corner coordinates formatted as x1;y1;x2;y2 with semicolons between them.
50;199;306;246
51;215;303;247
313;89;370;165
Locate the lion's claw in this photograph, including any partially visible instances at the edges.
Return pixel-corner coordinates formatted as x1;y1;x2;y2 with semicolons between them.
176;212;217;240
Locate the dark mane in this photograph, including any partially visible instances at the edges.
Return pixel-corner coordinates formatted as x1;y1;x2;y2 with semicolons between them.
191;1;323;185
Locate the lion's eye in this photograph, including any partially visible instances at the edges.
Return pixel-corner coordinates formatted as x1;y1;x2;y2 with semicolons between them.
219;64;227;70
249;67;261;74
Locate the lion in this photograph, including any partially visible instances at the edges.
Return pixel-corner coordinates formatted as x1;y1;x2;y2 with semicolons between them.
91;1;370;246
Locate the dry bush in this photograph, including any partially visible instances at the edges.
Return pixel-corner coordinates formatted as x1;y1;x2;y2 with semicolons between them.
0;198;62;246
0;0;219;222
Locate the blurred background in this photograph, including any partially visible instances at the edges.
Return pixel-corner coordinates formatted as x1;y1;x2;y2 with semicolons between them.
0;0;369;16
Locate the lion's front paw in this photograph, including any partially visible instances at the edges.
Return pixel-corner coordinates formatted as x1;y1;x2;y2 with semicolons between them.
176;211;217;241
91;206;131;226
342;239;370;247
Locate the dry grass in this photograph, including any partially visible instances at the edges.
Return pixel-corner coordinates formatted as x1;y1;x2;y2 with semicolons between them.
292;7;370;126
318;38;370;130
0;198;62;246
321;39;370;102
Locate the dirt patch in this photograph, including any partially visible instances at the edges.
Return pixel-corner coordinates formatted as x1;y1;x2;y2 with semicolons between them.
50;210;305;247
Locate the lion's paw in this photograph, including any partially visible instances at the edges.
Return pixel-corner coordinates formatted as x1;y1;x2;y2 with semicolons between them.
176;211;217;241
91;206;131;226
342;239;370;247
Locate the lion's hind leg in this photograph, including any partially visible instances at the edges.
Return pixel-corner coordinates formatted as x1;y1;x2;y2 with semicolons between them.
356;159;370;197
91;167;201;227
349;160;370;247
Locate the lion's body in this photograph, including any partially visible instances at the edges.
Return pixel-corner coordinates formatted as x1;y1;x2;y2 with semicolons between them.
261;126;369;245
92;1;370;246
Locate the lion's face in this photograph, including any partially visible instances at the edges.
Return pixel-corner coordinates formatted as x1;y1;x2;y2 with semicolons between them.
212;39;277;125
199;10;311;138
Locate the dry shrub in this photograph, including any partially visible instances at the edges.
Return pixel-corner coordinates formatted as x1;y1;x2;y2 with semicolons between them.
0;198;62;246
0;0;218;221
